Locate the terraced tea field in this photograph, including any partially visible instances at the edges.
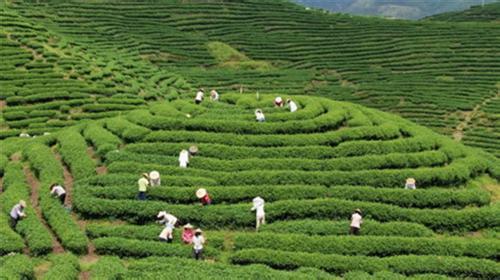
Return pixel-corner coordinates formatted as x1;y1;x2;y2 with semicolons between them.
1;92;499;279
0;0;499;279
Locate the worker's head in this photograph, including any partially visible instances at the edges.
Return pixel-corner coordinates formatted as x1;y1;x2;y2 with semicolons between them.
195;228;203;236
354;208;362;215
19;200;27;208
50;183;57;190
406;178;416;185
142;173;149;179
200;88;205;92
156;211;166;219
286;98;291;104
255;109;262;114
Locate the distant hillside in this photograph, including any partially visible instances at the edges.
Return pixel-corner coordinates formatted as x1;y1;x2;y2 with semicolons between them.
294;0;498;19
1;0;499;157
425;2;500;21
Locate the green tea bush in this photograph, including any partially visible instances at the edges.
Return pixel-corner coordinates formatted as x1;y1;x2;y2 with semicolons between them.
42;253;79;280
230;249;500;278
233;232;499;259
105;117;150;142
0;213;25;255
83;123;121;157
90;256;126;280
261;219;434;237
0;254;34;280
57;128;95;180
0;162;53;255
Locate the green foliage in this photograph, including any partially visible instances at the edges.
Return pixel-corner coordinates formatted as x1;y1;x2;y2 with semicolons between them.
233;232;499;259
261;219;434;237
57;128;96;180
0;254;34;280
42;253;79;280
0;162;53;255
0;213;24;255
23;143;88;254
230;249;500;278
82;122;121;157
89;256;126;280
105;117;150;142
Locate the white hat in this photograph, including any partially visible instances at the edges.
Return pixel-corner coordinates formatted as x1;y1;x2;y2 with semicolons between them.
255;109;262;114
196;188;207;198
275;97;282;102
184;223;193;229
19;200;27;208
195;228;203;233
149;171;160;180
157;211;167;218
406;178;416;184
253;196;264;206
189;145;199;154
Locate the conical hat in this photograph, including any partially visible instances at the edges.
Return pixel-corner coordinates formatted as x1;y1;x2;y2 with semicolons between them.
189;145;198;154
19;200;27;207
406;178;416;184
184;223;193;229
196;188;207;198
149;171;160;180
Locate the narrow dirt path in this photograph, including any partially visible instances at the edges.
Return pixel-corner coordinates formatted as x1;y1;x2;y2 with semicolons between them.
86;146;108;175
23;166;65;253
52;149;74;206
453;92;499;141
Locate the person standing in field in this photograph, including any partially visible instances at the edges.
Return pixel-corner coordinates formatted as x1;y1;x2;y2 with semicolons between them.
287;98;298;113
195;88;205;104
137;173;149;200
251;196;265;231
210;89;219;101
179;149;190;168
9;200;27;228
350;208;363;235
192;228;205;260
50;183;66;205
255;109;265;122
182;223;194;244
405;178;416;190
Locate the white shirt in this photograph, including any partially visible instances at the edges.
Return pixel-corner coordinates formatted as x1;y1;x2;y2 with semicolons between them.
10;204;25;219
179;150;189;164
251;197;265;217
289;101;298;112
159;225;173;239
210;90;219;101
351;213;362;228
157;211;178;226
192;235;205;250
195;91;204;101
50;185;66;196
255;112;265;122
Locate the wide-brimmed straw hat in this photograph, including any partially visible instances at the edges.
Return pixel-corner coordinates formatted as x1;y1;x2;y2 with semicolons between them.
189;145;199;154
149;171;160;180
184;223;193;229
406;178;416;184
196;188;207;198
354;208;362;214
142;173;149;178
19;200;27;207
195;228;203;233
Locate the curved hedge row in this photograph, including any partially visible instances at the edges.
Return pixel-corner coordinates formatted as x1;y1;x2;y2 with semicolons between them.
81;183;490;209
261;219;434;237
229;249;500;278
107;149;456;172
142;123;401;147
93;237;219;258
0;162;53;255
82;122;121;158
90;256;126;280
73;195;500;232
57;128;96;180
0;213;25;255
23;143;88;254
106;154;487;187
233;232;499;259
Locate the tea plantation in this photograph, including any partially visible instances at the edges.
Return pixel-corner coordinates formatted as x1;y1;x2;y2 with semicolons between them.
0;1;499;279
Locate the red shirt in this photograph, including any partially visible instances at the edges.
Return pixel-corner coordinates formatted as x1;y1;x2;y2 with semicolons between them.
200;194;212;205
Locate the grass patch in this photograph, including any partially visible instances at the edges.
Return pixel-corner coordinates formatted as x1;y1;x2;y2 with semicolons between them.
207;41;273;71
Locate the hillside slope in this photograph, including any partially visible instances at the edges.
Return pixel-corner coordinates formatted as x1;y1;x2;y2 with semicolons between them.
1;0;499;157
425;2;500;22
